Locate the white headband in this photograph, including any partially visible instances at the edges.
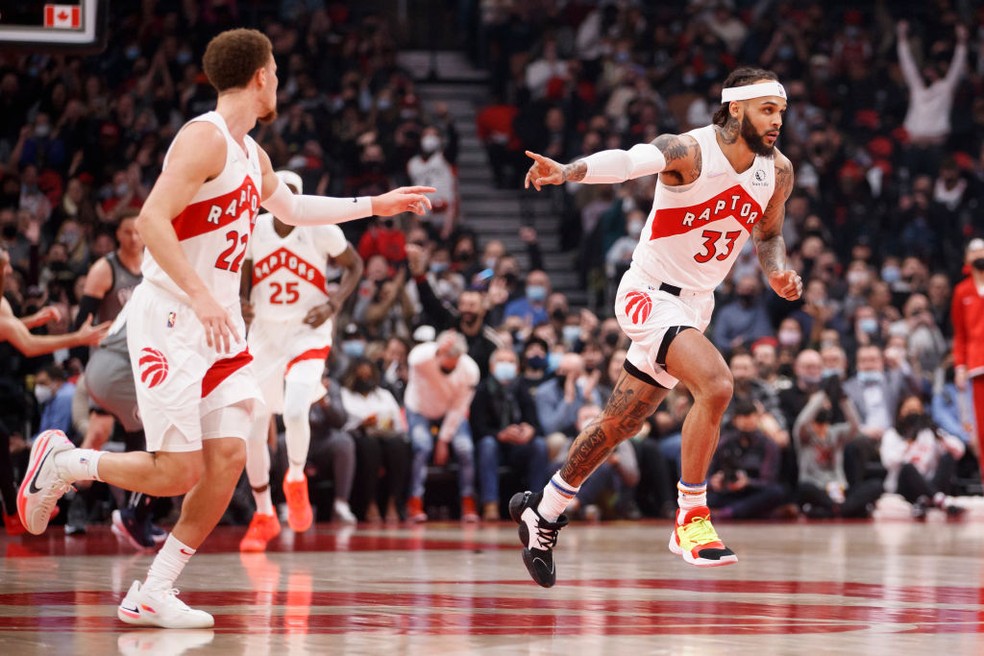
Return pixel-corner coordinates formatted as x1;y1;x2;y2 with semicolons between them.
721;81;787;103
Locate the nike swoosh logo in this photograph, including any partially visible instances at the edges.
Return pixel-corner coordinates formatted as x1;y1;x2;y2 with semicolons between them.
180;548;194;556
351;198;358;203
119;601;139;614
27;448;53;495
533;556;554;574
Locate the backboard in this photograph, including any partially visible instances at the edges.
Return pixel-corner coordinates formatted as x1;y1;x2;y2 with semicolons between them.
0;0;108;54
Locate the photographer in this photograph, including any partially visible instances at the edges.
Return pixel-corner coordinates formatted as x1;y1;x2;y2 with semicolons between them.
880;394;966;519
707;399;787;520
794;374;883;518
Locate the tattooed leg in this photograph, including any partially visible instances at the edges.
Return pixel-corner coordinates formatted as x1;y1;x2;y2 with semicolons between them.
559;370;668;486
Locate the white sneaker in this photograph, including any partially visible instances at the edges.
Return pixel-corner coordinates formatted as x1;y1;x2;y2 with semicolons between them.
117;628;215;655
117;580;214;629
17;430;75;535
333;499;357;525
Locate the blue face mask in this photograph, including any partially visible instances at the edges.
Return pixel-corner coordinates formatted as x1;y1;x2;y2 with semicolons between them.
881;267;901;284
822;368;843;379
857;370;884;384
342;340;365;358
430;262;449;274
858;317;878;334
492;361;518;384
546;352;562;373
562;325;581;345
526;285;547;302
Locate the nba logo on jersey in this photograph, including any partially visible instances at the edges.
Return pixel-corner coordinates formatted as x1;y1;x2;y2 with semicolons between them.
167;312;176;328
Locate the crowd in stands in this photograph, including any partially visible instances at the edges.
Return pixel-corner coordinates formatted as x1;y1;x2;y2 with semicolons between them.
2;0;984;532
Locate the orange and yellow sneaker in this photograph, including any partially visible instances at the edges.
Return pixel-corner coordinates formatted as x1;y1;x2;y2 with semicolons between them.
283;474;313;533
239;512;281;552
668;506;738;567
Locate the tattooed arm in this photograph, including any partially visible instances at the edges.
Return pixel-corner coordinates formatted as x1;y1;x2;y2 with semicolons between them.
753;150;802;301
523;133;701;190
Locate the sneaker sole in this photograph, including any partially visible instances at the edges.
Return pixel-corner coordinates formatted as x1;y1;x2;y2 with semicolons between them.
668;531;739;567
17;431;67;535
111;512;157;552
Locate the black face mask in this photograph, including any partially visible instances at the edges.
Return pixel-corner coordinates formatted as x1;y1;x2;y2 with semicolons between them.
603;332;620;347
550;308;566;322
1;224;16;239
526;355;547;371
972;258;984;272
352;379;375;394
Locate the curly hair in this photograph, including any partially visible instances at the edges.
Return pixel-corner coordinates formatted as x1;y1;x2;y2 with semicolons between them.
202;28;273;93
711;67;780;127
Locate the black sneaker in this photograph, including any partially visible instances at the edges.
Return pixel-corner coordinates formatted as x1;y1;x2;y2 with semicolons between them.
509;491;568;588
111;507;156;550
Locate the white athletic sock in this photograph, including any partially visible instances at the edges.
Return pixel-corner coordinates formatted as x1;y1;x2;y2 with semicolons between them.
144;534;194;592
677;480;708;522
54;449;103;482
537;472;579;523
253;486;274;516
283;379;314;483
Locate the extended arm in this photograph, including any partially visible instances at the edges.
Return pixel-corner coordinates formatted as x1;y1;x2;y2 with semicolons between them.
0;297;107;357
753;151;802;301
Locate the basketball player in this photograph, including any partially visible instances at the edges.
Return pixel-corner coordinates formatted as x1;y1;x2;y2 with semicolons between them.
69;210;154;540
17;28;434;628
0;245;108;534
513;66;803;587
239;169;364;552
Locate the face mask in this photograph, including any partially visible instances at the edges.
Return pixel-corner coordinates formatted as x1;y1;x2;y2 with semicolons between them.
526;355;547;371
546;352;562;373
342;340;365;358
430;262;448;274
858;317;878;334
550;308;566;322
846;271;869;287
60;231;80;249
627;221;644;239
526;285;547;302
857;370;884;384
176;50;192;65
562;325;581;345
822;367;843;379
737;293;756;306
492;361;518;384
116;183;130;196
34;124;51;138
973;258;984;272
421;135;441;153
377;99;392;111
881;266;901;284
778;329;800;346
34;384;53;405
603;331;620;347
484;257;497;270
800;373;822;387
125;45;141;60
352;379;375;394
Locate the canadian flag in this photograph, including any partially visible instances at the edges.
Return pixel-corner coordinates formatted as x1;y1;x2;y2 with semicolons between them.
43;4;82;29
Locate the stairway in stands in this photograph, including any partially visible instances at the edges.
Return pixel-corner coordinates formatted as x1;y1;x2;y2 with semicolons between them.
398;50;586;307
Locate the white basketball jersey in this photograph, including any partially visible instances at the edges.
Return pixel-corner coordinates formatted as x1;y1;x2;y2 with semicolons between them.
247;213;347;323
142;111;263;307
630;125;776;292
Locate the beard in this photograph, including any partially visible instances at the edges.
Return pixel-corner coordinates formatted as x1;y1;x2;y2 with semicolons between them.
740;114;776;157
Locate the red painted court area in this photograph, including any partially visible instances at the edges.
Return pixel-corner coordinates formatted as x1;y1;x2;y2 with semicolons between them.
2;520;984;654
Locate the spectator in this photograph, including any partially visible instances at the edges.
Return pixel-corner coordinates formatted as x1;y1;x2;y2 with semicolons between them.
406;126;457;239
472;348;547;521
503;269;551;328
712;273;775;355
535;352;604;440
33;363;76;440
880;394;966;519
340;358;410;524
404;330;480;523
707;399;787;520
794;377;883;519
356;216;407;268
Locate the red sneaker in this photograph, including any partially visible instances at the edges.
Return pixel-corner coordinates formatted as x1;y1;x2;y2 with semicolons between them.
283;475;313;533
460;496;479;523
406;496;427;523
239;513;281;552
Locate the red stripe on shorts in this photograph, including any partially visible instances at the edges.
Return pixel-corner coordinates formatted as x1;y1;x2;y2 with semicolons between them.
202;349;254;397
285;346;331;375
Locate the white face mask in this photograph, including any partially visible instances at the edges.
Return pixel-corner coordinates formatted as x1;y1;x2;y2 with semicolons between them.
421;134;441;153
34;384;53;405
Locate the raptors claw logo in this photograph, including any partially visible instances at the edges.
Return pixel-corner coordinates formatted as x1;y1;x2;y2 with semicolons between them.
624;290;653;325
138;347;169;388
